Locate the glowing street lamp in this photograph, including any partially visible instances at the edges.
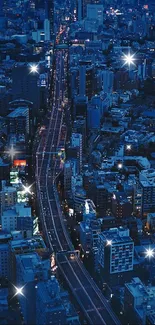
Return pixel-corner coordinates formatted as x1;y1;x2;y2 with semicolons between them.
145;248;155;259
29;64;39;74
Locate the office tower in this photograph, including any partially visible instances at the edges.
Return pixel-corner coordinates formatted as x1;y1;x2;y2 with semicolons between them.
124;277;155;325
1;204;32;237
73;95;88;119
64;161;72;194
98;227;134;285
101;70;114;93
83;199;96;222
74;187;86;214
77;0;83;20
35;0;45;9
36;277;67;325
12;64;48;117
80;219;101;266
12;64;40;115
71;133;82;171
9;235;48;283
46;0;54;40
138;169;155;216
87;4;103;25
7;107;30;136
71;175;83;195
87;104;101;130
96;185;109;216
16;252;50;325
83;0;102;18
73;118;87;150
0;0;4;13
0;233;11;279
111;192;133;219
80;221;92;254
79;60;94;100
0;159;10;181
44;18;50;41
0;183;17;213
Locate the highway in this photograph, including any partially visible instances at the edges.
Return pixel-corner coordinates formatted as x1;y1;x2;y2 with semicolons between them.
35;48;120;325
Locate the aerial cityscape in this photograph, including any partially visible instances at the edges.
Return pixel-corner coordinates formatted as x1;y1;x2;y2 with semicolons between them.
0;0;155;324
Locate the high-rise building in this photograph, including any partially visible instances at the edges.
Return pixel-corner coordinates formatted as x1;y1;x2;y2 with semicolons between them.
64;161;72;194
138;169;155;216
12;64;48;117
73;118;87;150
71;133;83;171
1;204;32;237
7;107;30;136
98;227;134;285
0;183;17;214
9;235;48;283
0;233;11;279
36;277;67;325
83;199;96;222
83;0;102;18
74;187;86;214
16;252;50;325
73;95;88;119
46;0;54;40
44;18;50;41
79;60;94;100
87;103;101;130
87;4;103;25
35;0;45;9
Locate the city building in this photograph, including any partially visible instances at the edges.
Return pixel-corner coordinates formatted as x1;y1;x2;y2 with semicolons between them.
0;233;11;279
36;277;66;325
1;204;32;237
46;0;54;40
9;235;48;284
138;169;155;216
125;277;155;325
98;227;134;285
83;199;96;222
86;4;103;25
16;252;50;325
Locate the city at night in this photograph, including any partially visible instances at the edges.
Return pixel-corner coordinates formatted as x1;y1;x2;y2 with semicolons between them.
0;0;155;324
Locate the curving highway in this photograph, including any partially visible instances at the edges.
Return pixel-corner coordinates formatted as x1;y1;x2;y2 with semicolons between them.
35;48;120;325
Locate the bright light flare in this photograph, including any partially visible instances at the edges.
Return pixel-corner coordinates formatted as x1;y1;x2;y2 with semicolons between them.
106;240;112;246
12;285;25;298
122;53;135;67
145;248;155;259
118;163;123;169
8;145;16;160
126;144;131;150
22;183;33;195
29;64;39;74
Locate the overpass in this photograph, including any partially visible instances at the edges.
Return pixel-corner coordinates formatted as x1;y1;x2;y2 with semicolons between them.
35;46;120;325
